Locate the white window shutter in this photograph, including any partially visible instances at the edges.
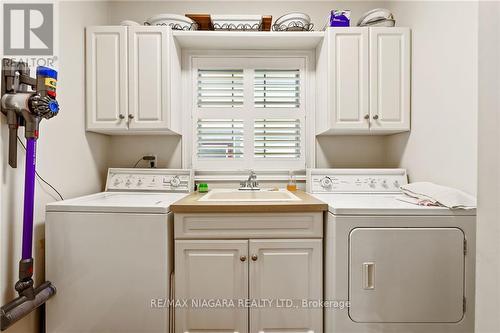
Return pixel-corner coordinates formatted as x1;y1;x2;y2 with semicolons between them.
192;59;306;169
197;69;244;108
254;119;301;158
254;69;300;108
197;119;244;159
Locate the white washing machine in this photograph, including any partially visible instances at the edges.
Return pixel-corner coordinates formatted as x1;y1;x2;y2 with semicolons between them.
307;169;476;333
45;168;193;333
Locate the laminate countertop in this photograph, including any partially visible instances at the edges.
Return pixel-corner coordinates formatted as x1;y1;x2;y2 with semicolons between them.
170;190;328;213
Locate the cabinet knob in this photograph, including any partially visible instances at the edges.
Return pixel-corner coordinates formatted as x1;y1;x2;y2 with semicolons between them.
251;254;258;261
364;114;369;120
128;114;135;119
373;114;379;120
240;255;247;262
119;114;125;120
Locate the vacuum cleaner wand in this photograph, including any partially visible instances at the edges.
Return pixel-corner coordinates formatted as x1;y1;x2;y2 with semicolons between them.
0;58;59;331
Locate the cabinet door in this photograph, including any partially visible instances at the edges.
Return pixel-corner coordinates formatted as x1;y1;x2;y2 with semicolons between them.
175;240;248;333
349;228;465;323
327;28;369;131
85;26;128;131
128;26;170;130
369;27;411;132
249;239;322;333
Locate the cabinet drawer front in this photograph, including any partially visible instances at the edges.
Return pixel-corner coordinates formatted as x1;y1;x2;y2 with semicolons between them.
175;213;323;239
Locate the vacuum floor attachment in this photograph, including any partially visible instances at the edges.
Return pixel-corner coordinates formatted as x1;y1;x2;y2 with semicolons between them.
0;282;56;331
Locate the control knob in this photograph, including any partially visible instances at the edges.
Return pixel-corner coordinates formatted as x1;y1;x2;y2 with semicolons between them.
320;176;332;189
170;176;181;188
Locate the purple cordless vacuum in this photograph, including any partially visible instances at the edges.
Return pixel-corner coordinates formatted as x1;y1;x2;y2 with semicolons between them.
0;59;59;331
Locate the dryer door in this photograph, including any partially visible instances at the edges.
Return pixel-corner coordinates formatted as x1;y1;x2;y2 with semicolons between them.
349;227;465;323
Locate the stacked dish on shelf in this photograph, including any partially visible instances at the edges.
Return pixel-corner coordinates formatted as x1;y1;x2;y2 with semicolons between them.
273;13;314;31
144;14;198;30
357;8;395;27
211;15;263;31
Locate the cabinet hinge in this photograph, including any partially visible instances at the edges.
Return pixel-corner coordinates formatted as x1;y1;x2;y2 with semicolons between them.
463;297;467;313
464;239;467;255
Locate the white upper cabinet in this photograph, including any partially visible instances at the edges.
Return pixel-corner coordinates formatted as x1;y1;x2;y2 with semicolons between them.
128;26;171;130
319;28;369;133
86;26;128;131
86;26;181;135
369;27;411;132
316;27;411;135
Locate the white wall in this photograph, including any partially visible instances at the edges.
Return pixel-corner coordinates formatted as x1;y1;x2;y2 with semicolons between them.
107;136;182;169
476;2;500;332
386;1;478;195
0;2;110;332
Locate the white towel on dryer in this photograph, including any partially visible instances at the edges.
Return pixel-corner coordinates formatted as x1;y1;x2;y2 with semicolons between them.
399;182;476;209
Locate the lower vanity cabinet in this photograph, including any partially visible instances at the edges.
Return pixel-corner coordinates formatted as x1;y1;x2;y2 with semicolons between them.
174;240;249;333
249;239;322;333
174;213;323;333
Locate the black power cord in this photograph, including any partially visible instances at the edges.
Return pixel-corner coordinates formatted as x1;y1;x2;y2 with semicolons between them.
132;158;143;168
17;136;64;201
133;155;157;168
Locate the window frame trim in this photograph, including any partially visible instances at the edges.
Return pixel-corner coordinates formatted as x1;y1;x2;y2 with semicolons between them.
182;50;316;171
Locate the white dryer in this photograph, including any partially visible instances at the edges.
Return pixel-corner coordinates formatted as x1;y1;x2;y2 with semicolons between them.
45;168;193;333
307;169;476;333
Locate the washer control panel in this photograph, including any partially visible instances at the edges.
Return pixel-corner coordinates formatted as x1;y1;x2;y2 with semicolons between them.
106;168;193;192
307;169;408;193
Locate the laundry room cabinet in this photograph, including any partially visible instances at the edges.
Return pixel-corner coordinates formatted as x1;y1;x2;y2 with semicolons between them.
173;213;323;333
85;26;181;135
316;27;411;135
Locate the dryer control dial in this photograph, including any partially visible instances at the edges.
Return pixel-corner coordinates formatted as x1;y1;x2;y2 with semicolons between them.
320;176;333;188
170;175;181;188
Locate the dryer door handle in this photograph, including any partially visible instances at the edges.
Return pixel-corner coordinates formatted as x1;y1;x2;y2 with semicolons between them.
363;262;375;290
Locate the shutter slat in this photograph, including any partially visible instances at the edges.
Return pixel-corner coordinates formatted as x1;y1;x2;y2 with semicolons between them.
254;69;300;108
198;69;244;108
197;119;244;159
254;118;301;159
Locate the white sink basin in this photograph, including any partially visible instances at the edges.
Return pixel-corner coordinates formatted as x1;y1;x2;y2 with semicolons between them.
198;189;301;202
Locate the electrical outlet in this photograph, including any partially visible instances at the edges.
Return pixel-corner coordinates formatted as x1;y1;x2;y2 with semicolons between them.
144;154;157;168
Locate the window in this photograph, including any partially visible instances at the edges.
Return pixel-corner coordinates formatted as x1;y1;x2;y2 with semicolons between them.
192;57;306;169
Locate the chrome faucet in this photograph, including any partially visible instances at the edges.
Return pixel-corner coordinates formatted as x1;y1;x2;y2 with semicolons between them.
239;170;260;190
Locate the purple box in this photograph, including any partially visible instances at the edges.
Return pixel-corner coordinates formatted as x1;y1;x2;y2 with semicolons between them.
330;10;350;27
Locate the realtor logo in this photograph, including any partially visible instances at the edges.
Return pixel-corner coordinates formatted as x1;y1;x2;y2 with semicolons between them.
3;3;54;55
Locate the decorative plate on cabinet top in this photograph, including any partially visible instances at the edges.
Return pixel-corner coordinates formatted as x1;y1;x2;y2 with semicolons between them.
145;14;198;30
